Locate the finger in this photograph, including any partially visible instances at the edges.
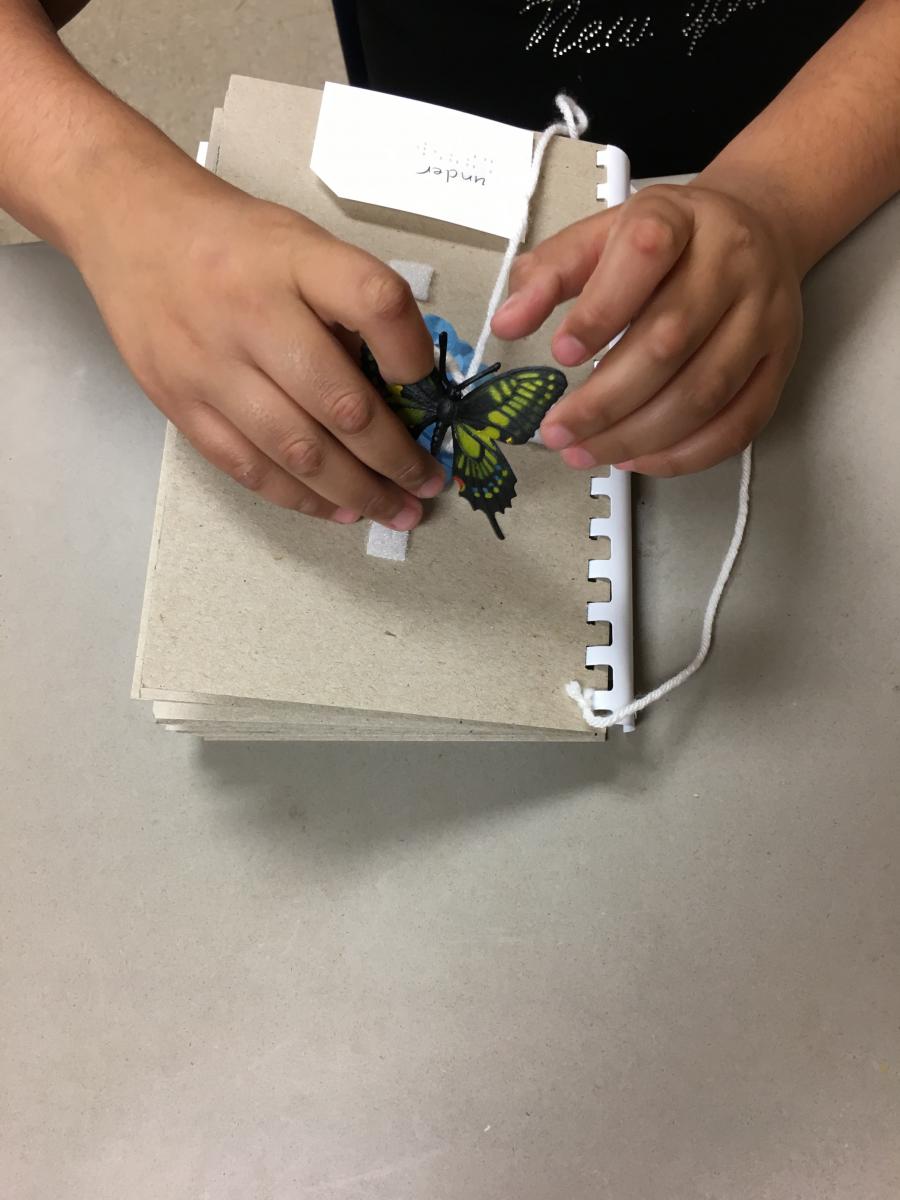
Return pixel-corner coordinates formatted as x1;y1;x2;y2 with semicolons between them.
541;245;739;450
247;301;446;501
213;364;426;531
332;324;362;360
180;402;359;522
551;189;695;366
491;209;615;340
294;239;435;383
616;356;786;477
555;301;765;467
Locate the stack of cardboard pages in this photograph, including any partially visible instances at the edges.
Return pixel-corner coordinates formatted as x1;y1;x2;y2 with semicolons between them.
131;76;635;740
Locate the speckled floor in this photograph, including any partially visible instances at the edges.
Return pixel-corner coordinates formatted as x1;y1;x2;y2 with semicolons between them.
0;0;344;244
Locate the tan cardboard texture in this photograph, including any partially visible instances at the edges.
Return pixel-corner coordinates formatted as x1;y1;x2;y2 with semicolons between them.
134;77;614;738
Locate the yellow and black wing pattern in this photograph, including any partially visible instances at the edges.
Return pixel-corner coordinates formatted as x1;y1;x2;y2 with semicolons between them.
451;422;519;540
451;368;568;539
360;339;567;540
455;368;568;445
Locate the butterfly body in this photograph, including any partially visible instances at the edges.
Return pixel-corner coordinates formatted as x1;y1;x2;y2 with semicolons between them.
362;333;567;539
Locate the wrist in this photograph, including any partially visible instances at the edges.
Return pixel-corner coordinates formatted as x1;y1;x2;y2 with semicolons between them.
0;5;223;265
53;92;209;268
1;57;208;267
694;156;820;278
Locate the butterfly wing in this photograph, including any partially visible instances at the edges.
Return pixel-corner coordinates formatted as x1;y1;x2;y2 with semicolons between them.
451;422;517;540
361;348;567;538
454;367;567;445
451;366;567;537
360;342;441;441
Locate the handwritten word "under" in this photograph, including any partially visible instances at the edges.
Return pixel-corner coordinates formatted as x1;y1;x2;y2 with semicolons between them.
416;165;486;187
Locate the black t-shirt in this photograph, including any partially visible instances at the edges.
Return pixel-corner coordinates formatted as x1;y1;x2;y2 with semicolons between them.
332;0;862;177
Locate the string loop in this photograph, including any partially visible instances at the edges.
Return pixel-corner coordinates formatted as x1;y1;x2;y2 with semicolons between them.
568;443;753;729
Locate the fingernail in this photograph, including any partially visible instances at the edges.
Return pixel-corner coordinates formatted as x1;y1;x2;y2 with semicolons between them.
553;334;589;366
541;422;576;450
562;445;597;469
332;508;361;524
389;502;422;532
494;294;521;320
614;460;635;472
415;473;445;499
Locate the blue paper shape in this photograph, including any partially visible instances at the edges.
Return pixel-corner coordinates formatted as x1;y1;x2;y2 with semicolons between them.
416;314;479;483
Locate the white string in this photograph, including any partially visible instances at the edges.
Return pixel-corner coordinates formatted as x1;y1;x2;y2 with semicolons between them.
567;443;753;729
468;94;588;376
460;92;751;732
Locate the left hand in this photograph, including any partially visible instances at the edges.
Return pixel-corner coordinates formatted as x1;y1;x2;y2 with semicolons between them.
491;183;804;475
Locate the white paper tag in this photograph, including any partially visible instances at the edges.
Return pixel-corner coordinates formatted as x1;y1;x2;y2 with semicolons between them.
310;82;534;241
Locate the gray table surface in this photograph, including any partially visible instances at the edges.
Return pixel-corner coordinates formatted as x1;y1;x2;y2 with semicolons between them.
2;197;899;1199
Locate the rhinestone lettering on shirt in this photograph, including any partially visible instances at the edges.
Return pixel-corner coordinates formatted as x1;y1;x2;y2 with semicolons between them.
520;0;768;58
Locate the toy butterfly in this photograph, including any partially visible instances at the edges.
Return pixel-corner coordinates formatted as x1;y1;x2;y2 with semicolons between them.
361;332;567;539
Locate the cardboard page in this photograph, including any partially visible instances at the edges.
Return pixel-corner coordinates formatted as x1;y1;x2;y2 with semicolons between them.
137;434;598;732
134;77;612;736
151;700;594;740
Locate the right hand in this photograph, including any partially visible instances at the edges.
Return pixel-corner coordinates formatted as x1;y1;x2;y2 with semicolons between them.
74;164;445;528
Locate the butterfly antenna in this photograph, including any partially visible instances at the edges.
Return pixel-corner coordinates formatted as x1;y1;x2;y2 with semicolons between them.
486;512;505;540
438;331;449;383
461;360;502;393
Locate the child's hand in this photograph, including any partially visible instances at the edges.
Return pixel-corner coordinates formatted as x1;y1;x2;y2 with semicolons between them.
76;169;445;527
491;184;804;475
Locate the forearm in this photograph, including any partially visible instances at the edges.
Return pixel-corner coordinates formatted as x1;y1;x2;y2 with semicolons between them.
696;0;900;276
0;0;203;260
